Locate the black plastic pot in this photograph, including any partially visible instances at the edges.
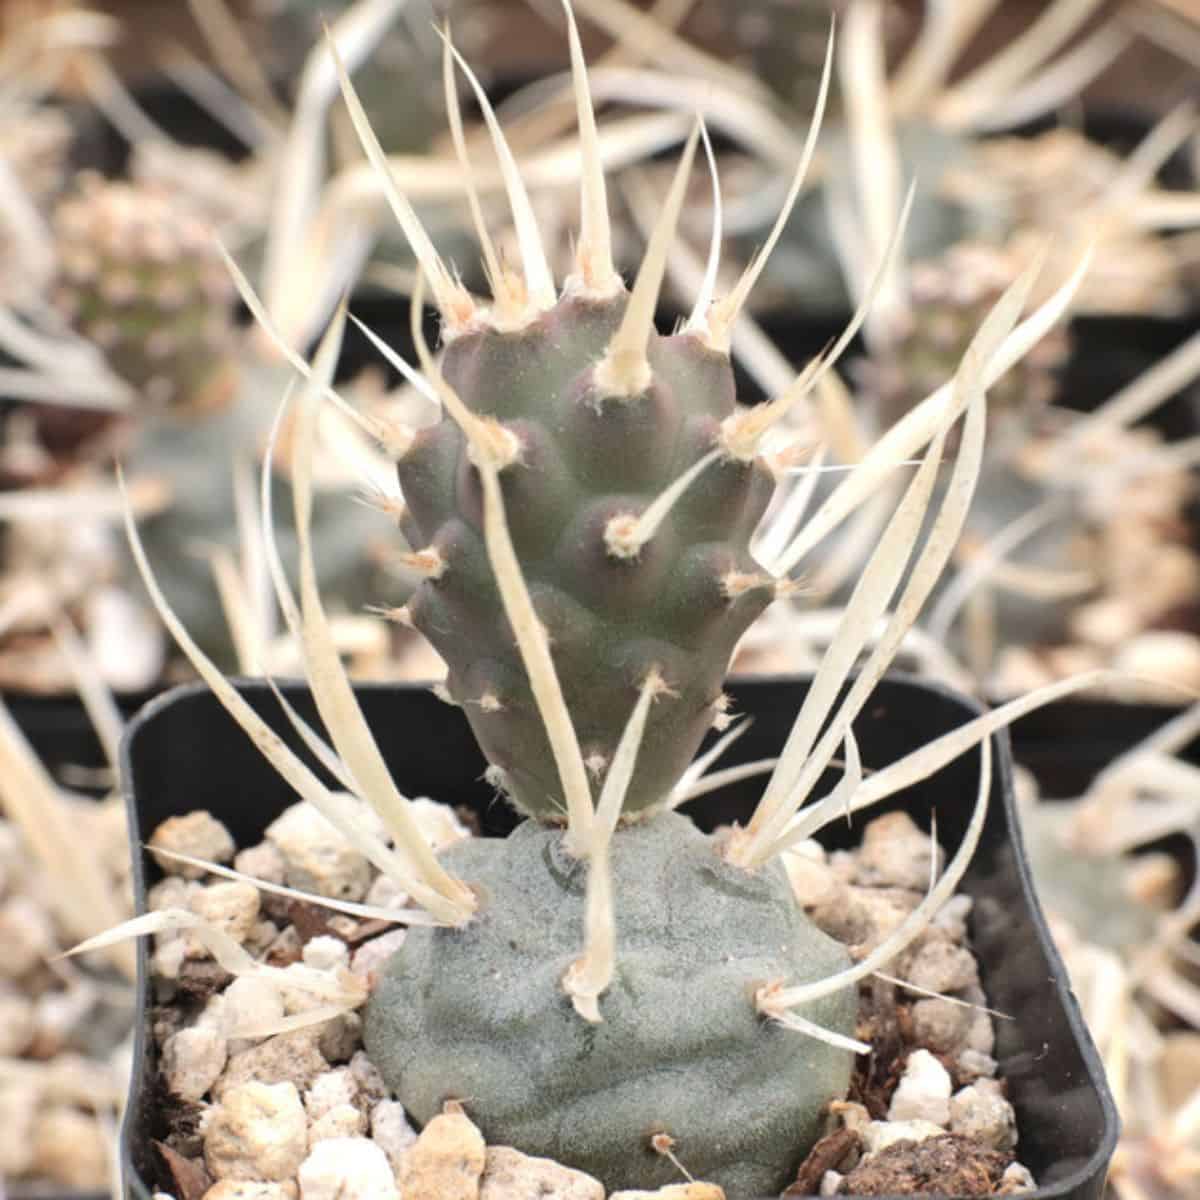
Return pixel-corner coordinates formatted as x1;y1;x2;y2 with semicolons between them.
120;673;1118;1200
1011;697;1200;799
2;688;159;797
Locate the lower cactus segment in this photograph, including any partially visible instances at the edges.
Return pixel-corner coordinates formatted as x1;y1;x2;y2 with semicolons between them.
365;811;855;1196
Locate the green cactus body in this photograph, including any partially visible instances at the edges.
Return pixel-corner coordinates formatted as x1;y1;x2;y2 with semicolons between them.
396;294;776;821
51;177;236;412
366;812;855;1196
1022;803;1159;954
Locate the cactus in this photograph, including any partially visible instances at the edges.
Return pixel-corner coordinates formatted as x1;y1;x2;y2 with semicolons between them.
48;174;396;665
51;175;238;413
855;242;1070;441
369;812;854;1196
116;4;1087;1194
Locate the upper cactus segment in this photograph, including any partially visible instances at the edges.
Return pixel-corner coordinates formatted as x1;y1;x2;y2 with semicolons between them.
328;4;827;827
323;1;1077;853
51;175;237;411
399;293;777;821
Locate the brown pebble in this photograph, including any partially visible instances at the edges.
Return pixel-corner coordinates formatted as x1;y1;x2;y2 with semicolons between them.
286;899;337;945
156;1141;212;1200
838;1134;1011;1195
175;960;234;1002
785;1126;862;1195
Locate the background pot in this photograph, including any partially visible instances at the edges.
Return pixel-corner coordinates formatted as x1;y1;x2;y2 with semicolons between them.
120;673;1118;1200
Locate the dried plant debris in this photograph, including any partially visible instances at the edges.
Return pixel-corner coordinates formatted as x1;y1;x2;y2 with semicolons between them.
137;804;1034;1199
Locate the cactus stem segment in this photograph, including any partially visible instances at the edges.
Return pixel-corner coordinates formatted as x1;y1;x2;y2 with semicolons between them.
399;546;447;580
441;31;557;315
705;21;834;352
560;0;620;299
594;122;700;399
329;28;474;331
410;278;595;852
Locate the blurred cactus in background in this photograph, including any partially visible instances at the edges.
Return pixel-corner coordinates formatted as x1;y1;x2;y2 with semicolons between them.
52;175;238;413
856;241;1070;441
41;173;398;667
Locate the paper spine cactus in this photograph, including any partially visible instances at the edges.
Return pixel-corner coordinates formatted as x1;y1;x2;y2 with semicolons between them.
51;175;237;412
397;291;778;821
47;175;395;663
117;2;1087;1193
860;242;1071;437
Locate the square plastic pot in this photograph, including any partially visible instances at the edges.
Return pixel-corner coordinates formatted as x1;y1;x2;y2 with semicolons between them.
119;673;1119;1199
